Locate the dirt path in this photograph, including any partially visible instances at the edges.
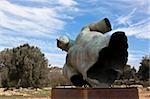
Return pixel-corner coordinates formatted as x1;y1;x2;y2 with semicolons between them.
139;89;150;99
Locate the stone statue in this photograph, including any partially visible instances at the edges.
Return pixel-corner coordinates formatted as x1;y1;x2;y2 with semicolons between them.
57;18;128;88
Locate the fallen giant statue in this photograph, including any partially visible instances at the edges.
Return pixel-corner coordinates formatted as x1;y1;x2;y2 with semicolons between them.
57;18;128;88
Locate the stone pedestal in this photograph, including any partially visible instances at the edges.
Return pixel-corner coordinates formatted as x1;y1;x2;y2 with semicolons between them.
51;87;139;99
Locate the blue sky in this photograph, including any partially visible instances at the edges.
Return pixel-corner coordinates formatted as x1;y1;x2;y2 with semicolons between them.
0;0;149;70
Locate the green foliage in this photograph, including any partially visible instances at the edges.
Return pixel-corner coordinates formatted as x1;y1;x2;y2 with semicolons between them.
120;65;137;80
0;66;9;87
138;55;150;81
0;44;50;88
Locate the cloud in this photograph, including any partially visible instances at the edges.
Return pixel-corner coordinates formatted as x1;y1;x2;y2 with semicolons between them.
127;54;141;69
110;18;150;39
127;50;148;69
0;33;53;50
0;1;66;38
28;0;78;7
27;0;50;3
58;0;78;7
115;8;136;25
45;52;66;66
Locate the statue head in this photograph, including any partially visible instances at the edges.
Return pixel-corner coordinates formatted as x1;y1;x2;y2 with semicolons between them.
57;36;70;51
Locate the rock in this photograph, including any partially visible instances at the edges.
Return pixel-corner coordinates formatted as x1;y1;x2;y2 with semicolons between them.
146;87;150;91
43;87;52;90
130;85;143;89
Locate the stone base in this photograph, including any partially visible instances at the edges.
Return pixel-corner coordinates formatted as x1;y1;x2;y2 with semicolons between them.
51;87;139;99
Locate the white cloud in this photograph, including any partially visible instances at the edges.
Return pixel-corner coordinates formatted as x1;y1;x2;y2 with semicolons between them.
132;0;150;15
27;0;50;3
127;50;148;69
127;54;141;69
28;0;78;7
45;52;66;59
0;1;66;38
115;8;136;25
110;17;150;39
45;52;66;67
0;33;51;50
58;0;78;7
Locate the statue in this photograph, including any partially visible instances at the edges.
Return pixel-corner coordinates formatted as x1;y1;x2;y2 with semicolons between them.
57;18;128;88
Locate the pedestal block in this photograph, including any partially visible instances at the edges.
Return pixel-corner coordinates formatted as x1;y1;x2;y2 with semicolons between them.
51;87;139;99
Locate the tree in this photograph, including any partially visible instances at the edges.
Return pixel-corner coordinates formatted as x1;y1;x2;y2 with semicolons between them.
0;66;9;88
120;65;137;80
0;44;50;88
0;48;15;87
138;55;150;81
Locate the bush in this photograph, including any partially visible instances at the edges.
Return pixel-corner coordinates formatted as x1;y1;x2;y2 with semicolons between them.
0;44;50;88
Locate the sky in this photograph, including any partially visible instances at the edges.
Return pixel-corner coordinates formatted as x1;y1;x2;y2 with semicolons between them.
0;0;149;70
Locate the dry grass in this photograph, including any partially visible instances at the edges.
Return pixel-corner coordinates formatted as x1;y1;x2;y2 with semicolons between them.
0;88;51;99
0;87;149;99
